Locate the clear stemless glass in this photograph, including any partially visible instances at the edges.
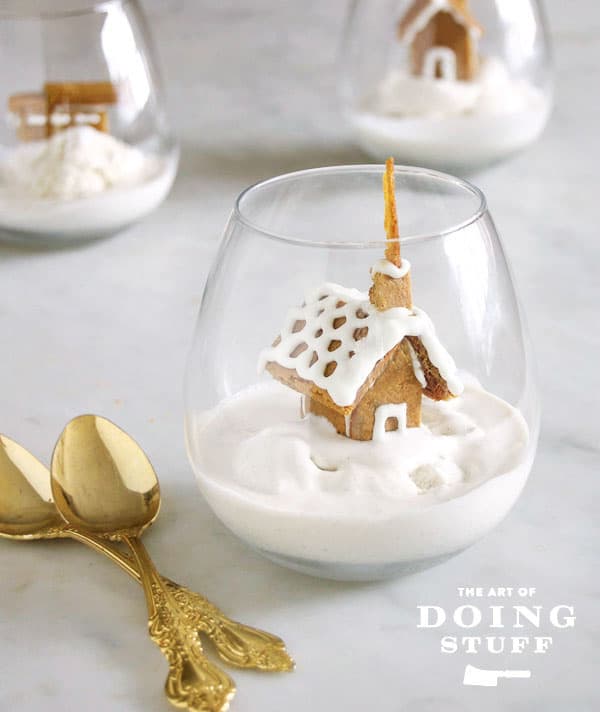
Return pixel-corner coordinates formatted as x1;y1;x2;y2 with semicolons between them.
0;0;178;245
184;165;540;582
339;0;553;172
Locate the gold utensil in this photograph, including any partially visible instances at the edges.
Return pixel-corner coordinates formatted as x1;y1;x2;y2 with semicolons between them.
0;434;294;675
50;415;236;712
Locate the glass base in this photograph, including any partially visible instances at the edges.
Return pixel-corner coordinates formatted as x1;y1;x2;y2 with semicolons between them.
255;546;465;582
0;225;127;249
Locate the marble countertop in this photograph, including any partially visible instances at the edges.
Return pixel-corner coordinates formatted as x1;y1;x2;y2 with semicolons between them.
0;1;598;710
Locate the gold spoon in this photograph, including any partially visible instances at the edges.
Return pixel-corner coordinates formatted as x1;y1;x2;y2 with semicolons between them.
0;434;294;674
50;415;236;712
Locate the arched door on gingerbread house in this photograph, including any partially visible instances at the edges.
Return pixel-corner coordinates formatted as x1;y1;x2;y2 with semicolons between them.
422;46;457;80
410;10;478;81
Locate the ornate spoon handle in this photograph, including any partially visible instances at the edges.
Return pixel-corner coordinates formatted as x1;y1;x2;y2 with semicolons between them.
66;527;294;672
164;579;294;672
124;535;236;712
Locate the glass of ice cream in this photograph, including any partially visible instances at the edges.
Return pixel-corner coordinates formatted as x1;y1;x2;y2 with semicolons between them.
0;0;178;245
184;164;540;581
339;0;553;172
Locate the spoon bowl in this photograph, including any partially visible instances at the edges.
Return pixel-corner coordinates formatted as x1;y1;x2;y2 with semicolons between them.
51;415;160;538
0;435;65;539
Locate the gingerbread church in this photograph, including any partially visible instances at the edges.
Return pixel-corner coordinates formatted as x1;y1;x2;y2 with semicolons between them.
259;159;463;442
397;0;483;82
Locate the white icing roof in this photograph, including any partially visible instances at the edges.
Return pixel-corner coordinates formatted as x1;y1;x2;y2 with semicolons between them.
399;0;483;44
259;282;463;407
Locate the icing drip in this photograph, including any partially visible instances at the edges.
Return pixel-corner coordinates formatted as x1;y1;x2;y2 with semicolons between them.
407;341;427;388
344;413;352;437
370;258;411;279
259;282;463;406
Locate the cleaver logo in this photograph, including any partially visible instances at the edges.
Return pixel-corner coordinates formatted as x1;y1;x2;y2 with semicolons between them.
417;587;576;686
462;664;531;687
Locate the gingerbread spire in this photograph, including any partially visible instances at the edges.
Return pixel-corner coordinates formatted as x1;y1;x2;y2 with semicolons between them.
383;157;401;267
369;158;413;311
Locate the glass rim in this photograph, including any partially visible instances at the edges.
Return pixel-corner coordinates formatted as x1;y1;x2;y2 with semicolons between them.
0;0;130;20
234;164;488;249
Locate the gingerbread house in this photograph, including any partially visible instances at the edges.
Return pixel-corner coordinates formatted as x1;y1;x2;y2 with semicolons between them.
397;0;483;82
7;81;117;142
260;160;463;442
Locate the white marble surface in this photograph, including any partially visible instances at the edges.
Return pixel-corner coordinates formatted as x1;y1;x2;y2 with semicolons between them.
0;1;598;710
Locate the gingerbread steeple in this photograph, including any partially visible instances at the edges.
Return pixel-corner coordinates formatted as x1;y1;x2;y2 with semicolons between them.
369;158;413;311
